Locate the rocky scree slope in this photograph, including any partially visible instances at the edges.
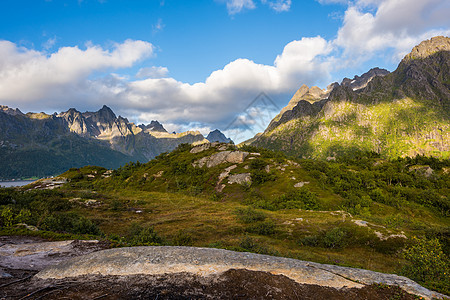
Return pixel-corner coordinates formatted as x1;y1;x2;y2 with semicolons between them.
253;36;450;159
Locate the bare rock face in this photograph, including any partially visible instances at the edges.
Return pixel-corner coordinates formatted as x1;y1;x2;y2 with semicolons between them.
190;143;211;154
403;36;450;61
0;238;106;271
35;246;446;299
193;151;249;168
341;67;390;91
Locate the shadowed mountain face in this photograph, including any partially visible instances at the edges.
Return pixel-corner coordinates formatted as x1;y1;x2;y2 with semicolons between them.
206;129;233;144
252;36;450;159
0;106;207;179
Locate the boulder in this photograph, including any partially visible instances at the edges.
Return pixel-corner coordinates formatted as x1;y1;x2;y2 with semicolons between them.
228;173;252;185
294;182;310;188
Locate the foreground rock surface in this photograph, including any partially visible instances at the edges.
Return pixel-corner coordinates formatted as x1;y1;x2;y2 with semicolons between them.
36;246;446;299
0;236;108;271
1;269;422;300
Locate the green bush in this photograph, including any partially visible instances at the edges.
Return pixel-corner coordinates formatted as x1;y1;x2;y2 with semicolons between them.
234;207;267;223
246;220;276;236
173;230;193;246
0;206;14;227
255;189;320;211
402;237;450;294
128;223;162;246
40;212;101;235
299;235;320;247
323;227;347;249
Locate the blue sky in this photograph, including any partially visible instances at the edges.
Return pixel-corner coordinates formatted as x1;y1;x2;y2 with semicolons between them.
0;0;449;141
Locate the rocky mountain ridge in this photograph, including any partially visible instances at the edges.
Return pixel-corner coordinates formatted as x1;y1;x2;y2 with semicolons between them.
0;105;208;179
252;36;450;159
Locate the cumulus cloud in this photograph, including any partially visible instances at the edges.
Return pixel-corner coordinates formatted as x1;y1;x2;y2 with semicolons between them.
117;36;332;127
0;40;153;105
136;66;169;79
0;36;331;129
335;0;450;62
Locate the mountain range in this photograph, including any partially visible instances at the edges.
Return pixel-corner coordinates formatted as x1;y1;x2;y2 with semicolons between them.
251;36;449;159
0;105;211;179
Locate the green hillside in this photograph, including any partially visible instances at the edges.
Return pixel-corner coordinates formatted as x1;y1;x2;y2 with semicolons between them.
253;38;450;160
1;143;449;293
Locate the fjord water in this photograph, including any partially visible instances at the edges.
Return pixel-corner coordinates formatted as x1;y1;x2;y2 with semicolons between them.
0;180;35;187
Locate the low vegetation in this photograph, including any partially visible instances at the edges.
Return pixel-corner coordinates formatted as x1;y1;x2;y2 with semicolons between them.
1;143;448;294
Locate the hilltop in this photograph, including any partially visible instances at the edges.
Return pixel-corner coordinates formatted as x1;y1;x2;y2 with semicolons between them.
252;36;450;159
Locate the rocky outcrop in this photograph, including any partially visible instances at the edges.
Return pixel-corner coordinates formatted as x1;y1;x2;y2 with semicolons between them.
35;246;446;299
0;237;107;271
404;36;450;61
341;67;390;91
193;151;249;168
228;173;252;185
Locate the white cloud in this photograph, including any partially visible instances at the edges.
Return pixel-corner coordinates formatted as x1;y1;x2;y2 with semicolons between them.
224;0;256;15
113;36;332;127
136;66;169;79
262;0;291;12
335;0;450;62
0;36;329;127
0;40;153;104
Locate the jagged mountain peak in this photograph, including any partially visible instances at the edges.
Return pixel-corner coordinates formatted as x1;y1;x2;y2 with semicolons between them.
138;120;167;133
291;84;326;103
92;105;117;122
403;36;450;61
206;129;232;144
0;105;23;116
341;67;390;91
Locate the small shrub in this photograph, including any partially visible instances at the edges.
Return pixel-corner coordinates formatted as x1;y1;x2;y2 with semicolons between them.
234;207;267;223
249;158;267;170
0;206;14;227
370;237;406;254
173;230;193;246
40;212;101;235
128;223;162;246
299;235;320;247
15;208;32;224
110;199;124;211
256;189;320;211
246;220;276;236
323;227;347;249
